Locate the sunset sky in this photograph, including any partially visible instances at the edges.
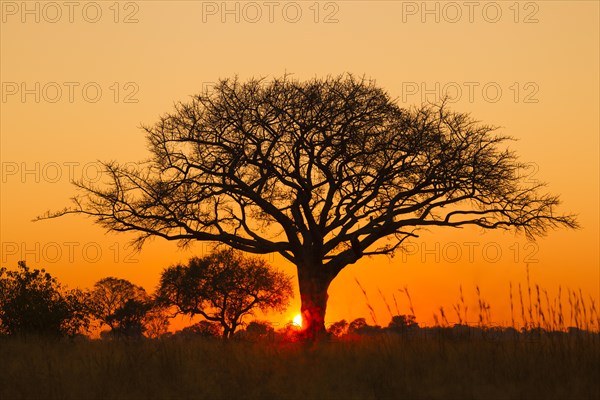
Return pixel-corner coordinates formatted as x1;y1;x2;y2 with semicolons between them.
1;1;598;331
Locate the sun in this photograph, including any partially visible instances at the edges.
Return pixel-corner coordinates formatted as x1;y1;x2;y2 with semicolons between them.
292;314;302;327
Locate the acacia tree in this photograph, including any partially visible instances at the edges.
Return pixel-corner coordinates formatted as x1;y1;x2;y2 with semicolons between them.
157;249;293;338
42;75;577;339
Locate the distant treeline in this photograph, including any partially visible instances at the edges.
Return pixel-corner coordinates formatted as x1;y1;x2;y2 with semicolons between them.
1;259;598;341
0;250;294;340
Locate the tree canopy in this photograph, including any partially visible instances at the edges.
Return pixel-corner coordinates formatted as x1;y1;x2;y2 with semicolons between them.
90;277;167;338
157;248;293;338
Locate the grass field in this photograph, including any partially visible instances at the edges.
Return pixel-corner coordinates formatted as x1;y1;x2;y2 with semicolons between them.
1;330;598;400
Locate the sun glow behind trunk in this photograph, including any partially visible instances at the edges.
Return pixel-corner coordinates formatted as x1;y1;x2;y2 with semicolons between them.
293;314;302;328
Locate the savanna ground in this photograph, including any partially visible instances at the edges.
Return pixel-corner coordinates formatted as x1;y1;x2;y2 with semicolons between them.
1;330;598;400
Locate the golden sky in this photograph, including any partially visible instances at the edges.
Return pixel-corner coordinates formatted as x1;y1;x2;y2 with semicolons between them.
1;1;598;330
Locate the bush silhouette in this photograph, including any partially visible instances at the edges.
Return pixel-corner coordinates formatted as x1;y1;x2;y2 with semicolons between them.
0;261;90;337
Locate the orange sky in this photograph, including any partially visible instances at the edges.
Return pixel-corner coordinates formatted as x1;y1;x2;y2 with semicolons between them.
1;1;598;331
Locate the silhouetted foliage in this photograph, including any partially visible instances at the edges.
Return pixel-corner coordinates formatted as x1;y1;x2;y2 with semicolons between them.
157;249;293;338
348;318;368;334
388;314;419;333
43;74;578;339
90;277;146;328
246;320;275;335
327;316;419;338
347;318;382;335
0;261;90;337
108;298;151;338
237;320;275;341
328;319;348;337
175;321;222;338
90;277;168;338
142;303;170;339
90;277;148;337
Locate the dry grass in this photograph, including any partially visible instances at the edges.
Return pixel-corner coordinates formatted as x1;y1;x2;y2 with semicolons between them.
0;331;598;400
425;266;600;333
1;274;598;400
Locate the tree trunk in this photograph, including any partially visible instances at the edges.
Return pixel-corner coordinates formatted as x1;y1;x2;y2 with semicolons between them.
223;327;231;339
297;267;334;341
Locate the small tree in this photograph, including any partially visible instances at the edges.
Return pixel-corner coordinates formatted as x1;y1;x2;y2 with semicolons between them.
328;319;348;337
176;321;222;338
90;277;155;338
387;314;419;333
0;261;90;337
348;318;369;335
347;317;382;335
157;249;293;338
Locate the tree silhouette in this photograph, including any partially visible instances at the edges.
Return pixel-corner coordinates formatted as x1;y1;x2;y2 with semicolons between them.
388;314;419;333
157;249;293;338
90;277;164;338
348;317;382;335
107;298;151;338
239;320;275;341
176;320;222;338
42;74;577;339
328;319;348;337
0;261;90;337
348;318;368;335
90;278;146;327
